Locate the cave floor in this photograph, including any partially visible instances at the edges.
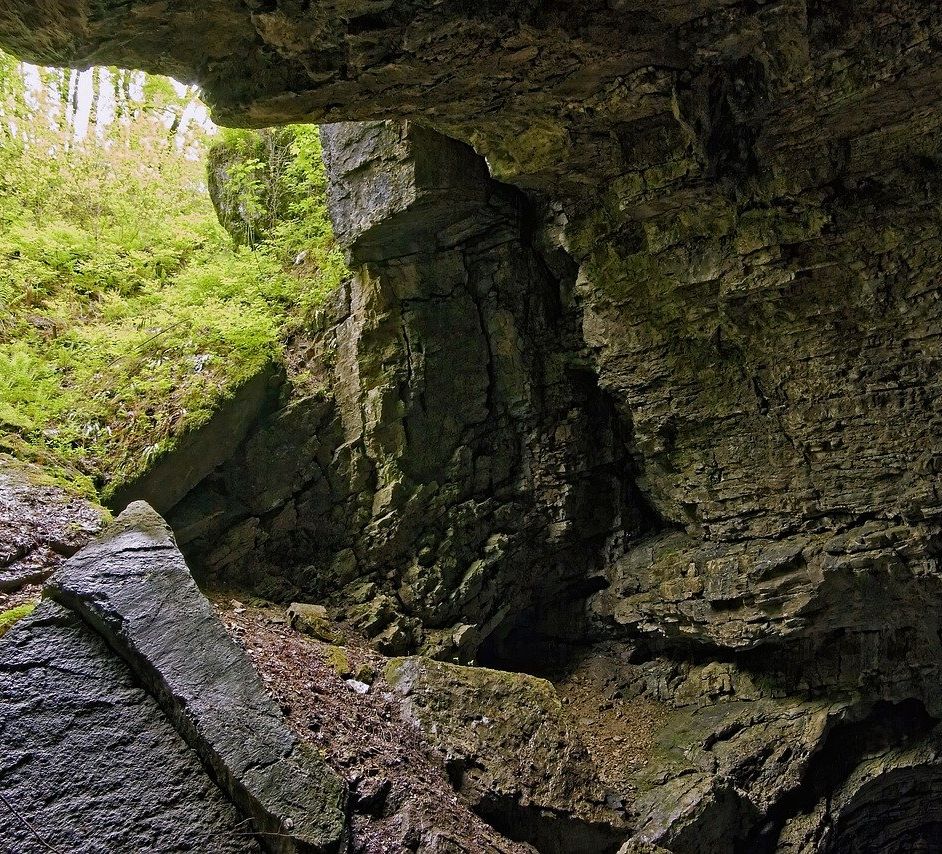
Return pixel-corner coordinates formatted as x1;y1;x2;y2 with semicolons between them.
209;592;668;853
212;592;535;853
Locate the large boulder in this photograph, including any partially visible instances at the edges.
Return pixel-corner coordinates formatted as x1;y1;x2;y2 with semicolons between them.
0;600;261;853
105;363;284;516
0;501;348;853
46;502;348;853
385;656;627;854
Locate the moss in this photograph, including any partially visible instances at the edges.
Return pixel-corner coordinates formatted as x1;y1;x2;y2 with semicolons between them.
584;244;672;306
386;655;555;697
735;204;829;254
0;63;348;500
354;661;376;684
317;643;352;678
0;602;36;638
383;656;408;685
642;197;737;253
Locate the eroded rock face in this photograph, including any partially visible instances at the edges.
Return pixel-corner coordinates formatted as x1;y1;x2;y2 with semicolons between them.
4;3;942;851
171;120;641;663
385;656;627;853
552;649;942;854
775;710;942;853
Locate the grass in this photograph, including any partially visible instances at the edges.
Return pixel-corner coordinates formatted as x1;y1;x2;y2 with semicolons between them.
0;118;347;500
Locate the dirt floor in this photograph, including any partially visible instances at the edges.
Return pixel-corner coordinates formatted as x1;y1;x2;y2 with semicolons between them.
211;595;669;853
212;595;536;854
554;653;667;796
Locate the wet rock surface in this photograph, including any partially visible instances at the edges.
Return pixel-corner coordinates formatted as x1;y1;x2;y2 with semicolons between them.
0;601;259;854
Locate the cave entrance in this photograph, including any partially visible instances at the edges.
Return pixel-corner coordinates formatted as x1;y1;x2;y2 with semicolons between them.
0;49;345;520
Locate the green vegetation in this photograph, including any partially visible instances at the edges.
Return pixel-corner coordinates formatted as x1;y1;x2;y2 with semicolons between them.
208;126;345;265
0;603;37;638
0;54;347;499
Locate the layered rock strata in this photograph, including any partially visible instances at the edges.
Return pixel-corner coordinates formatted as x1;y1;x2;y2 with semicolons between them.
4;2;942;851
170;120;642;662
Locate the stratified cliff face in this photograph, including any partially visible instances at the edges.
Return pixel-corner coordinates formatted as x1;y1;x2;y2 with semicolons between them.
170;120;642;663
5;3;942;851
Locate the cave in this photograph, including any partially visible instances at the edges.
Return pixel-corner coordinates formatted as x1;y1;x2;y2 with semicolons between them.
4;2;942;853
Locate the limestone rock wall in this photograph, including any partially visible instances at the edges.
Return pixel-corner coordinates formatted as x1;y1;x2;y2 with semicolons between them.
5;3;942;850
11;0;934;677
9;0;942;671
172;121;645;660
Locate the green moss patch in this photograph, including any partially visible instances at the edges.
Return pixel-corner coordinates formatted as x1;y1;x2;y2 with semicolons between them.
0;602;36;638
0;55;348;499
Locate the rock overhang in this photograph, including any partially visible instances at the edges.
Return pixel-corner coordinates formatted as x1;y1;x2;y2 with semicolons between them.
5;1;940;197
5;0;942;655
6;7;942;849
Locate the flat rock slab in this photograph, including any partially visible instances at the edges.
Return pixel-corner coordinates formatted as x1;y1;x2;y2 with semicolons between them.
46;502;347;854
0;601;260;853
